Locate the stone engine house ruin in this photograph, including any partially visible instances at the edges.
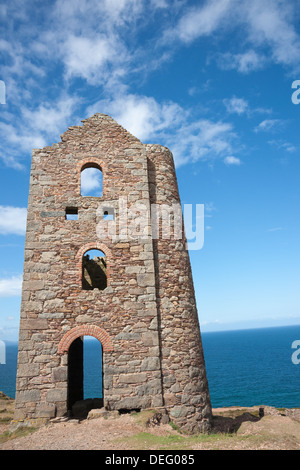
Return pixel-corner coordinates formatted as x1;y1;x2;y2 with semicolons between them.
15;113;212;433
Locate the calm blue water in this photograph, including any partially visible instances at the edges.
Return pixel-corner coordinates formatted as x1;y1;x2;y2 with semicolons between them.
1;325;300;408
202;325;300;408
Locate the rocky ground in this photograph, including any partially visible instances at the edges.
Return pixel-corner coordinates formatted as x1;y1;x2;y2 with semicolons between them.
1;392;300;450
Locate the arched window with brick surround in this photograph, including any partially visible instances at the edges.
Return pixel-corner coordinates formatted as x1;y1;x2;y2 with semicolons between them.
80;162;103;197
76;243;112;292
82;249;107;291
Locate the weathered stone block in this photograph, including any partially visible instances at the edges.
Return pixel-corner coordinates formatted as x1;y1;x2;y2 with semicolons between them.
119;373;147;384
46;389;67;403
20;319;48;330
141;357;160;371
115;397;152;410
17;363;40;377
52;367;67;382
16;389;41;403
37;403;56;418
137;273;155;287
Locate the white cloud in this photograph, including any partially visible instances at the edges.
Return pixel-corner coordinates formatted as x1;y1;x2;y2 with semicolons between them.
81;168;103;196
254;119;283;132
87;92;236;167
218;50;266;73
170;119;235;167
165;0;300;72
0;121;46;152
171;0;233;43
0;206;27;235
223;97;248;114
150;0;169;8
224;156;241;165
62;34;124;85
87;93;184;142
53;0;144;28
244;0;300;68
268;140;296;153
0;94;81;168
0;275;23;297
21;94;80;136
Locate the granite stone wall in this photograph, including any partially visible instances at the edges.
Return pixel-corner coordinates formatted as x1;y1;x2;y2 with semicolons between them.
14;113;212;433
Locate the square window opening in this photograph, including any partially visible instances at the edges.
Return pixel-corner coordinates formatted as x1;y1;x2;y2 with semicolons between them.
103;207;114;221
66;207;78;220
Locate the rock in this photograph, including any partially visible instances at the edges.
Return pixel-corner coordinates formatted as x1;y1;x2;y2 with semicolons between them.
147;409;169;427
237;414;300;441
72;398;104;419
88;409;119;420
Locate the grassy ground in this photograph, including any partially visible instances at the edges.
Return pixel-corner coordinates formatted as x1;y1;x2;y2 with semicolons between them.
1;392;299;450
0;392;36;444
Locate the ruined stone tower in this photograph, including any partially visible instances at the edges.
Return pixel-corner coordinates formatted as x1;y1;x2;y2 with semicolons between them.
15;113;212;433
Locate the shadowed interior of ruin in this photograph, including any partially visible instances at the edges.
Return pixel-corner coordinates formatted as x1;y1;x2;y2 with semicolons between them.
68;336;104;419
82;254;107;290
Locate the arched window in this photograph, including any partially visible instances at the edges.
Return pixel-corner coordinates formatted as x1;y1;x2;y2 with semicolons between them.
81;163;103;197
82;249;107;291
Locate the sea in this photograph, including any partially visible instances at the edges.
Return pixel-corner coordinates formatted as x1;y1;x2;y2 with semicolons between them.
1;324;300;409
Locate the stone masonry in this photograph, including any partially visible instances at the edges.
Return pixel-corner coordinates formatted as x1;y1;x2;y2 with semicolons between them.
15;113;212;433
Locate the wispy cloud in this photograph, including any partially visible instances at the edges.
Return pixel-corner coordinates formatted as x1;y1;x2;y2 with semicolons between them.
205;202;217;217
0;94;81;168
0;206;27;236
245;0;300;69
81;168;103;196
224;156;241;165
268;140;296;153
0;275;23;297
164;0;300;72
217;50;266;73
254;119;284;133
267;227;284;232
88;92;184;142
1;0;298;173
223;97;248;115
164;0;233;43
87;91;237;167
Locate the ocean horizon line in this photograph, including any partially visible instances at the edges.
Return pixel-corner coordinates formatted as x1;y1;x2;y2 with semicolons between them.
1;322;300;344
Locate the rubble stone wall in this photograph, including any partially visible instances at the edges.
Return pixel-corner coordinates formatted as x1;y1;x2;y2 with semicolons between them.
15;113;212;433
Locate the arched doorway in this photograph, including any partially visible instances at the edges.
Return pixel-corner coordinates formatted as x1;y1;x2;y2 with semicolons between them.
58;325;113;418
67;335;103;418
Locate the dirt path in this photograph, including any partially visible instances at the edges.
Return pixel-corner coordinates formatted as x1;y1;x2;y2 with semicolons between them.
1;394;300;451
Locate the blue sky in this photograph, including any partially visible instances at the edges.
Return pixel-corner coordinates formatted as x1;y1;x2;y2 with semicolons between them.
1;0;300;340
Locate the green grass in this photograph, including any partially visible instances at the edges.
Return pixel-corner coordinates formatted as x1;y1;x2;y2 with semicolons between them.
0;426;37;445
0;417;12;424
114;430;227;450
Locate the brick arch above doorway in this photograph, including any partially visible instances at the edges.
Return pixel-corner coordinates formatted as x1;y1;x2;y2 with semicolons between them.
57;324;114;354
